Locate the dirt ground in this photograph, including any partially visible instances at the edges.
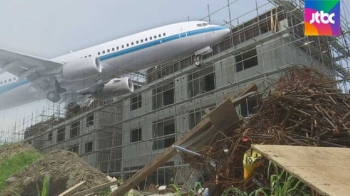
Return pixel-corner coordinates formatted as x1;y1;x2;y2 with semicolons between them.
0;143;37;161
1;149;109;196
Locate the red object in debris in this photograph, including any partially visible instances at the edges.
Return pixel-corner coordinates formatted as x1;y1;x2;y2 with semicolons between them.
242;137;249;142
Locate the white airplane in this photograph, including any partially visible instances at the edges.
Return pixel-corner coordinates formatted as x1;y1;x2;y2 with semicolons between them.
0;21;230;111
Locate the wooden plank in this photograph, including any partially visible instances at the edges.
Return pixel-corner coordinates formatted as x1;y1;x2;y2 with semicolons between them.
110;148;178;196
111;117;215;196
71;181;119;196
110;83;257;196
208;98;240;131
233;83;258;98
58;181;86;196
252;145;350;196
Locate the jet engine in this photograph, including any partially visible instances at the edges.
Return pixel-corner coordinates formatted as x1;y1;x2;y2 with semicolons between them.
62;57;102;81
102;77;135;93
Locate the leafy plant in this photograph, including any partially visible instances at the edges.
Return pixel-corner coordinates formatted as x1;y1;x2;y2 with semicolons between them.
221;161;310;196
117;177;124;186
222;187;249;196
252;161;310;196
169;182;205;196
36;174;50;196
98;187;111;196
170;183;182;196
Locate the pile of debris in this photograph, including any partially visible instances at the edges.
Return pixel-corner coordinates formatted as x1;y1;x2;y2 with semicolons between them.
200;66;350;190
0;143;37;161
1;150;109;196
94;66;350;196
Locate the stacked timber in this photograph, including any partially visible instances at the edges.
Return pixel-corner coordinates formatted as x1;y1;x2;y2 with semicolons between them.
202;66;350;191
72;66;350;195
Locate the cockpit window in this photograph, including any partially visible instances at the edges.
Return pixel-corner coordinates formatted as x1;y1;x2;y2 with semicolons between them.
202;23;208;26
197;24;203;27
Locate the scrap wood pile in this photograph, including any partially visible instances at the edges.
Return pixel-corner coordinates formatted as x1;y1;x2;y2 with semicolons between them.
195;66;350;191
108;66;350;196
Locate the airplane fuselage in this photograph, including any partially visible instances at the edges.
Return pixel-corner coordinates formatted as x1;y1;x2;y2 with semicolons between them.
0;21;230;110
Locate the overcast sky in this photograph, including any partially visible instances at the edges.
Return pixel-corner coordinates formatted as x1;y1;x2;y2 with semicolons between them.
0;0;349;140
0;0;275;58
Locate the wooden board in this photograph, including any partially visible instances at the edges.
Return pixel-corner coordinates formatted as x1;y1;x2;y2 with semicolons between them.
208;98;240;131
110;83;257;196
58;181;86;196
71;181;119;196
252;145;350;196
110;118;215;196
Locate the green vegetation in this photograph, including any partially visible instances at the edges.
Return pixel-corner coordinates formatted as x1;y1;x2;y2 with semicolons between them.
0;149;42;191
221;161;310;196
36;174;50;196
251;162;310;196
169;182;204;196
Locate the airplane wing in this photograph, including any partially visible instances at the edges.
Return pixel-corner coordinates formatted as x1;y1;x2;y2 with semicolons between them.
0;48;64;93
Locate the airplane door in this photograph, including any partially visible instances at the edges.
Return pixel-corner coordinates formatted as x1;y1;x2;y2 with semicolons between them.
179;27;187;38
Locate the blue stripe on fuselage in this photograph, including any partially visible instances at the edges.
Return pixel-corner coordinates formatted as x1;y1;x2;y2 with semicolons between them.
0;26;229;95
0;79;30;95
99;26;228;61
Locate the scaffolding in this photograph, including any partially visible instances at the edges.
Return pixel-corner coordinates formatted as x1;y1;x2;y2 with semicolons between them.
5;0;350;188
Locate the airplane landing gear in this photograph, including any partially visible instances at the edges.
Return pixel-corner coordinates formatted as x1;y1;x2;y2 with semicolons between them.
195;56;202;67
47;78;65;103
67;102;80;112
194;46;213;68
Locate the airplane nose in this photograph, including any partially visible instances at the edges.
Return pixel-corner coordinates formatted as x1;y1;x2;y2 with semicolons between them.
223;26;231;35
213;25;231;35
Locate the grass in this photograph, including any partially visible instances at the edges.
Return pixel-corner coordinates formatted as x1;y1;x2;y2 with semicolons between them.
0;150;42;191
251;161;310;196
36;174;50;196
170;181;205;196
221;161;310;196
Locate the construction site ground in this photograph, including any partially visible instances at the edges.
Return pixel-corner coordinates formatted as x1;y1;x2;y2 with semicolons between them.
1;66;350;196
0;144;110;196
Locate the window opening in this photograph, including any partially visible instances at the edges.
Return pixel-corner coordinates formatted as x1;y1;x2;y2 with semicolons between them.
86;114;94;127
188;66;216;97
56;127;65;143
152;119;175;150
235;48;258;72
70;122;80;138
85;141;93;153
130;95;142;111
130;128;142;143
68;144;79;154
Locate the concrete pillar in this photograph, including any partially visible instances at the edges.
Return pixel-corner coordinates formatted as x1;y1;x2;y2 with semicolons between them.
174;75;188;103
215;57;235;88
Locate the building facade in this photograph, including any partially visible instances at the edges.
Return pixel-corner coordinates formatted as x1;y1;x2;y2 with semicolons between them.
23;4;348;188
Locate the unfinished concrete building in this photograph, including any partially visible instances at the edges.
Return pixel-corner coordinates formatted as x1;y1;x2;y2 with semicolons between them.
23;0;350;188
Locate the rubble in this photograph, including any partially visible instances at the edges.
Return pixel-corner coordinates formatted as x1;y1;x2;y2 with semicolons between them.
0;143;36;161
1;150;109;196
110;66;350;195
198;66;350;191
6;66;346;196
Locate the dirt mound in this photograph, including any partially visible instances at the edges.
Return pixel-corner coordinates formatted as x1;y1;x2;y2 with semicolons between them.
1;150;109;196
0;143;36;160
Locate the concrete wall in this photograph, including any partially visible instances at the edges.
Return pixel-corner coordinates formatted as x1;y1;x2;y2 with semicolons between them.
22;14;338;183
